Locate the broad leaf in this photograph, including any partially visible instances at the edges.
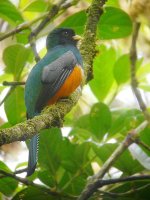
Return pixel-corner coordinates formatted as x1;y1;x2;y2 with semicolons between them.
90;102;112;140
0;0;23;25
3;44;33;80
0;161;18;196
4;86;26;125
93;143;144;175
24;0;48;12
89;45;116;100
109;109;144;138
59;10;86;35
113;54;131;84
98;7;132;39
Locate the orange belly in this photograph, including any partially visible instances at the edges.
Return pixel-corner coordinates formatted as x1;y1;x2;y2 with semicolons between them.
47;66;83;105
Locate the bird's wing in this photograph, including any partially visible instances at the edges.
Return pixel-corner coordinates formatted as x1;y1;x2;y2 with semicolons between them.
35;50;77;112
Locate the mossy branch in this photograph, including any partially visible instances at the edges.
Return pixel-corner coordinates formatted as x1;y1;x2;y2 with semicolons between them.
80;0;106;82
0;91;80;146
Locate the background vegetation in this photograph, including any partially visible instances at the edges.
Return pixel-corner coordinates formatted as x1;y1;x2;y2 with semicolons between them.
0;0;150;199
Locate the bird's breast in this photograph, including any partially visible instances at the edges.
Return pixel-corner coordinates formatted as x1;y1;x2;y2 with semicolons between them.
47;65;83;105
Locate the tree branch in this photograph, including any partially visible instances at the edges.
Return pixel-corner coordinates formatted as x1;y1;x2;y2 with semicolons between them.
0;169;76;199
78;121;148;200
95;174;150;188
0;90;80;146
80;0;106;82
130;22;150;122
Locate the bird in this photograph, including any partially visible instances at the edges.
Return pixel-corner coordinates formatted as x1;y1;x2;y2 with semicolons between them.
25;27;84;176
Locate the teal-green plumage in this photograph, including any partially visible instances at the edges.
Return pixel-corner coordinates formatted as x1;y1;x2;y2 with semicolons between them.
25;28;83;176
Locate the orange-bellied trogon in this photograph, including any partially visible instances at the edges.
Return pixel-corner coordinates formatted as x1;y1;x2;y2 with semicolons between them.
25;28;83;176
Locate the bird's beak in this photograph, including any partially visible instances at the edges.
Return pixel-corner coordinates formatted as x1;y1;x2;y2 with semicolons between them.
72;35;82;41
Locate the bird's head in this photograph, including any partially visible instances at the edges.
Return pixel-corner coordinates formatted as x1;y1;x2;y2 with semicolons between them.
46;28;81;50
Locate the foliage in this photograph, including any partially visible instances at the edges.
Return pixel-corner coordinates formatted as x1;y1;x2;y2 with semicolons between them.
0;0;150;199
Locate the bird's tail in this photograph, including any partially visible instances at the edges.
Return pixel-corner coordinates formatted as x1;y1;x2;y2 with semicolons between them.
26;134;39;176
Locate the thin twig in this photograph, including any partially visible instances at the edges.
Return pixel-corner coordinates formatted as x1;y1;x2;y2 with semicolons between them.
130;22;150;122
14;167;28;174
95;175;150;187
3;81;25;86
78;121;148;200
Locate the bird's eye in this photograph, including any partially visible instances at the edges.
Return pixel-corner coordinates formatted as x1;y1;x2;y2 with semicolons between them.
62;31;69;37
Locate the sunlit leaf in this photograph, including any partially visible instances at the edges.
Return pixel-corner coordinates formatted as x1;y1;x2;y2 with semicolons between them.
98;7;132;39
4;86;26;125
113;54;131;84
59;10;86;35
0;0;23;25
89;45;116;100
3;44;33;80
90;102;112;140
24;0;48;12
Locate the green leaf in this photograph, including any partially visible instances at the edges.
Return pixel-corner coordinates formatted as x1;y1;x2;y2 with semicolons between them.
59;10;86;34
61;141;92;174
109;109;144;138
38;129;92;193
16;29;31;44
0;73;13;83
93;143;144;175
3;44;33;80
98;7;132;39
38;170;57;188
89;45;116;100
38;128;63;175
113;54;131;84
0;0;23;25
0;73;13;93
140;127;150;157
70;127;92;142
58;171;88;195
0;161;18;196
4;86;26;125
106;0;120;7
24;0;48;12
0;161;11;172
90;103;112;140
12;187;57;200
